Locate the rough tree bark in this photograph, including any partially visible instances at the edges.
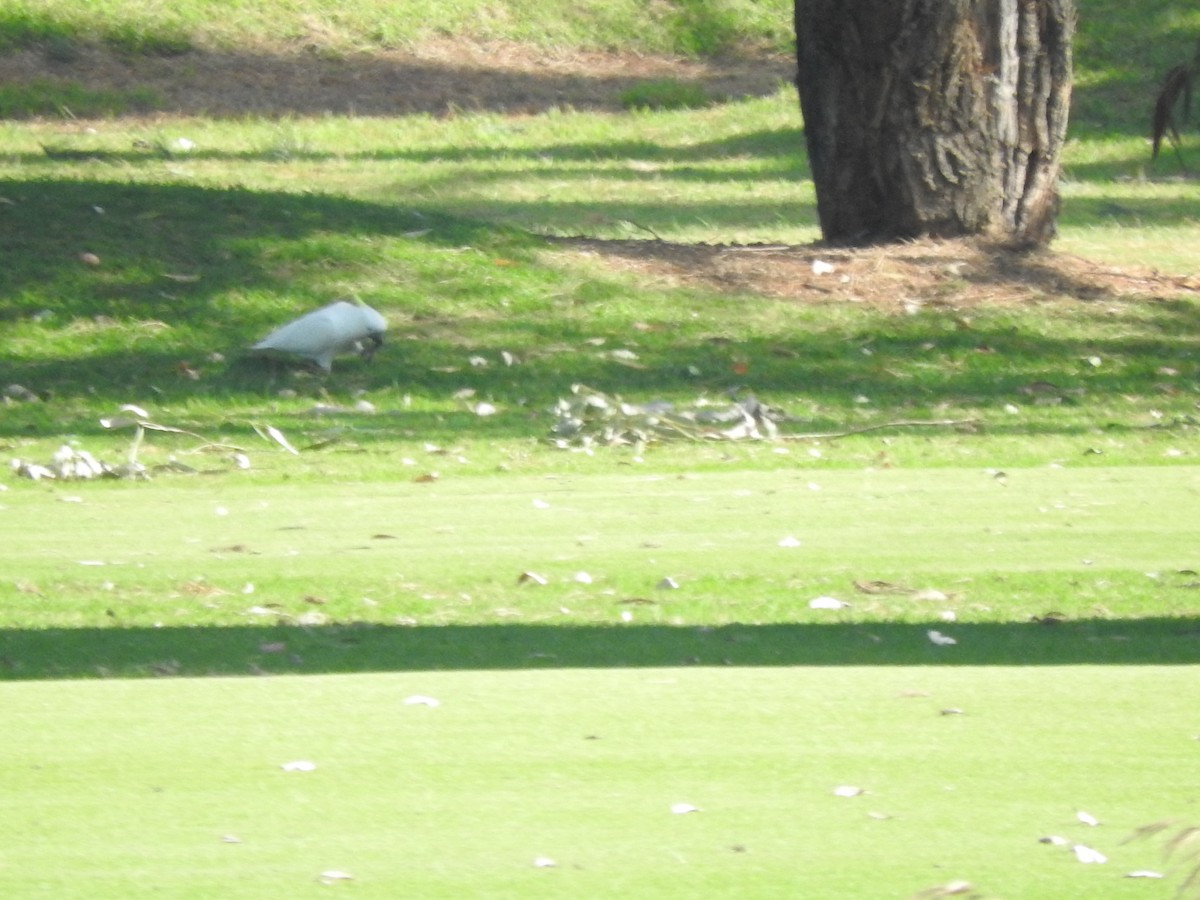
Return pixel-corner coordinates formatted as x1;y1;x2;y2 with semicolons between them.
794;0;1075;246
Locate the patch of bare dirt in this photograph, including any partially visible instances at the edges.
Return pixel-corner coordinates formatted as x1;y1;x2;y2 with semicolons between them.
0;39;794;117
546;236;1200;311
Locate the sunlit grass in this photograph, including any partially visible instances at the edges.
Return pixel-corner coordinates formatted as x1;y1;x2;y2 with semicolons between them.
2;0;797;56
2;666;1195;897
2;4;1200;898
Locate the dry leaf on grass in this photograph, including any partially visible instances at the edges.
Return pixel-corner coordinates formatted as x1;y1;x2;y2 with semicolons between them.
1073;844;1107;864
403;695;441;707
254;423;299;455
809;596;850;610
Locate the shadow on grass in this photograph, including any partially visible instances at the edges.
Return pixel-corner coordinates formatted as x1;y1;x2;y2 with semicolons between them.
2;178;1199;442
2;618;1199;681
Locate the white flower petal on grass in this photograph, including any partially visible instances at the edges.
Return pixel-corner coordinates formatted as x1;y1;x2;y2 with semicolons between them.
573;571;593;584
620;610;634;623
1039;835;1070;846
531;498;550;509
533;857;557;868
318;870;354;883
809;596;850;610
657;577;680;590
280;760;317;772
778;535;802;548
403;695;441;707
1076;810;1100;827
833;785;864;797
1124;871;1164;878
927;630;958;646
671;803;701;814
1073;844;1107;864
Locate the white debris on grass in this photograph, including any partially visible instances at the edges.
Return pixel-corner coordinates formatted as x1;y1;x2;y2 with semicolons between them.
1072;844;1107;864
809;596;850;610
403;695;441;707
551;384;784;448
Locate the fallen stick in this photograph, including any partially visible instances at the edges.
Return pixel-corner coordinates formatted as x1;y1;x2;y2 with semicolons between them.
780;418;981;441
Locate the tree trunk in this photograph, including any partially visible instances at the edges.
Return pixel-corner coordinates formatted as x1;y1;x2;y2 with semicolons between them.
794;0;1075;246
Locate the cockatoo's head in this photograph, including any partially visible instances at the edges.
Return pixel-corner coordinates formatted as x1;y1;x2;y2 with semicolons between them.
357;306;387;360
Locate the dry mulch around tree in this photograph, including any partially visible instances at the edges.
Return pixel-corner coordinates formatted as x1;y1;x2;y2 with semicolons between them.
545;236;1200;311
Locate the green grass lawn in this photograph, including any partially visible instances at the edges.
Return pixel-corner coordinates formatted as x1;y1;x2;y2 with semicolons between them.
2;466;1198;896
3;464;1200;672
2;0;1200;896
2;666;1196;898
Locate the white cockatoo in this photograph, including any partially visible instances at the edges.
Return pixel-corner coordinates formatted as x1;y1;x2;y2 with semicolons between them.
249;300;387;372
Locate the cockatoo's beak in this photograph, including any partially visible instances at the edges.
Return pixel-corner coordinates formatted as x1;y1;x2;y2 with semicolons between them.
359;333;384;361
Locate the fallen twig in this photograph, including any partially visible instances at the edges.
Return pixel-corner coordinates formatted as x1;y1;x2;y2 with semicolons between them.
780;418;981;441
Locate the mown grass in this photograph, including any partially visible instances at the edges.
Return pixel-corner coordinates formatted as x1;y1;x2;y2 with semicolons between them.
2;666;1197;898
0;0;795;57
0;93;1197;475
3;465;1199;677
2;2;1200;897
2;0;1199;126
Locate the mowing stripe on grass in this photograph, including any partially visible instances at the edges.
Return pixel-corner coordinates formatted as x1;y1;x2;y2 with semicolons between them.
0;666;1195;898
